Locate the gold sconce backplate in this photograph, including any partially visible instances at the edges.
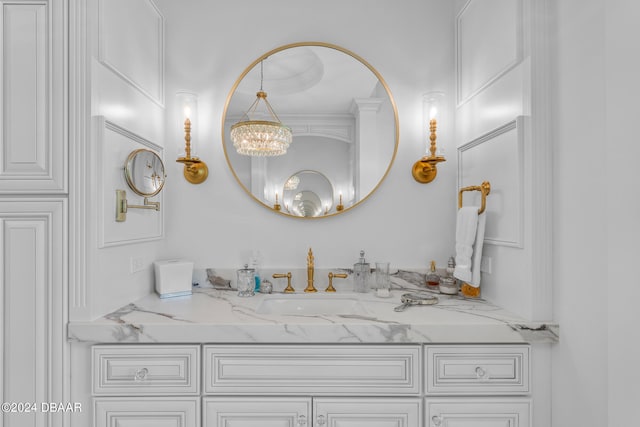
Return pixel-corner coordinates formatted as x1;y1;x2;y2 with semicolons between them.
178;159;208;184
412;156;445;183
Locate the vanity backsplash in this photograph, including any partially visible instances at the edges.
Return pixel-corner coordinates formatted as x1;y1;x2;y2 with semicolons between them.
191;267;443;295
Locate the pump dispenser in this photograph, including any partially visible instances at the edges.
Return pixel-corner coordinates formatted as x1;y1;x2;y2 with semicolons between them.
425;260;440;291
353;250;371;293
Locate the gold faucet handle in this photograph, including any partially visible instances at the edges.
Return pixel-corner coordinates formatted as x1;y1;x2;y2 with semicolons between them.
272;272;294;293
325;272;348;292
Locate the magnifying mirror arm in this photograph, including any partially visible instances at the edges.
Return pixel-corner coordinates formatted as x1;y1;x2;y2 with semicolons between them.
116;189;160;222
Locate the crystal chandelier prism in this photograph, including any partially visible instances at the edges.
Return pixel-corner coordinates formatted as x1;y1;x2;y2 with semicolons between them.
231;61;293;156
284;175;300;190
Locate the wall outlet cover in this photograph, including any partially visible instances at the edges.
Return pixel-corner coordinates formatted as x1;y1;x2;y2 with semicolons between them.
480;256;492;274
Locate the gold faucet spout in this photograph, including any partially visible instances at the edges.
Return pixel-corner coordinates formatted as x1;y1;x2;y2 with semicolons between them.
304;247;317;293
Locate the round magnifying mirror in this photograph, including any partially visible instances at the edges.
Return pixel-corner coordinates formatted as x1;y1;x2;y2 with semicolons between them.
222;42;399;218
124;149;166;196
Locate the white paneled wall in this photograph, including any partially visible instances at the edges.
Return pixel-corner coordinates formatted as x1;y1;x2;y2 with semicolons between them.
454;0;552;322
456;0;520;105
70;0;166;320
95;118;164;247
458;118;524;248
97;0;164;105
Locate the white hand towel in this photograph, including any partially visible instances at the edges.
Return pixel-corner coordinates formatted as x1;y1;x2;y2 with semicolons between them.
453;207;479;282
469;212;486;287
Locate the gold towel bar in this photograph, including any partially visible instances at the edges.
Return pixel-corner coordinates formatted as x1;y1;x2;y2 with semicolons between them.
458;181;491;214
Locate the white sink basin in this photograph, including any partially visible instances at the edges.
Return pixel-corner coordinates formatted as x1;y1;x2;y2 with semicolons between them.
256;294;368;316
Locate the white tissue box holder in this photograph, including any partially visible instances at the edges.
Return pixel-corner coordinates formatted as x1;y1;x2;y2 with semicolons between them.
154;260;193;298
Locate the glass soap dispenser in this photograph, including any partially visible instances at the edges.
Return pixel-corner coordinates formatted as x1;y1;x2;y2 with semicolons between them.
439;256;458;295
353;250;371;293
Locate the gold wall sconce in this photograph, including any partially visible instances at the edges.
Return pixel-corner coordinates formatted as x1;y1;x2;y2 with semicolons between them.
176;91;208;184
412;91;446;183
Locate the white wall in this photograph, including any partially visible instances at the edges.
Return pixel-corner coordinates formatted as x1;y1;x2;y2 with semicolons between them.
156;0;457;270
605;3;640;424
549;0;638;425
551;8;607;420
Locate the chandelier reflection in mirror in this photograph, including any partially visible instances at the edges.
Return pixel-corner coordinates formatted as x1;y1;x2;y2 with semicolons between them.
230;60;293;156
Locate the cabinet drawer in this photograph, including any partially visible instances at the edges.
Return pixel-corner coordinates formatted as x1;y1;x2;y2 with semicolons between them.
92;345;199;395
425;345;529;395
203;344;421;395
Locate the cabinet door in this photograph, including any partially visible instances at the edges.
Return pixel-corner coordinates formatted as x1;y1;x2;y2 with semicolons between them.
426;398;531;427
94;397;199;427
203;397;311;427
0;0;67;193
0;199;66;427
313;398;422;427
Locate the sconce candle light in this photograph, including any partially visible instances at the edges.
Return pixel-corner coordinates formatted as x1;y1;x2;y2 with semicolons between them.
412;91;446;183
176;91;208;184
336;193;344;212
273;192;281;211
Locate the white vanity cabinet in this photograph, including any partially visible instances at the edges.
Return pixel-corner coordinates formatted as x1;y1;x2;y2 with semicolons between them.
424;345;531;427
86;343;536;427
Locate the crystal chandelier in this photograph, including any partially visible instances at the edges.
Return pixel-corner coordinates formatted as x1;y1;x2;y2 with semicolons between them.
284;175;300;190
231;60;293;156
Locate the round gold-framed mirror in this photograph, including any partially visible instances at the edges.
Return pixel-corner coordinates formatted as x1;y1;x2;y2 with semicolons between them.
222;42;399;218
124;149;166;197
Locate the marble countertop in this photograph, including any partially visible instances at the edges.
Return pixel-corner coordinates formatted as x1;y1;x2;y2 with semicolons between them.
67;286;559;344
